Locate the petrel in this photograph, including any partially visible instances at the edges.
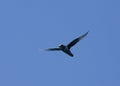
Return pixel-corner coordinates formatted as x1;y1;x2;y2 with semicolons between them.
46;31;89;57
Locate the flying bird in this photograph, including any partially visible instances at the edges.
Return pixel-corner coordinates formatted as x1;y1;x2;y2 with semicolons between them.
46;31;89;57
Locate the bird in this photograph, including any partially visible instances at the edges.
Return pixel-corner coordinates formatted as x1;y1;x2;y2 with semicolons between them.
46;31;89;57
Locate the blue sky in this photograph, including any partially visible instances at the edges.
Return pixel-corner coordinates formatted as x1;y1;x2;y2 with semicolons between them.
0;0;120;86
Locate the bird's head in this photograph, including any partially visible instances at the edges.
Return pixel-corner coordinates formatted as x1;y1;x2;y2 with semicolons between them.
58;44;65;49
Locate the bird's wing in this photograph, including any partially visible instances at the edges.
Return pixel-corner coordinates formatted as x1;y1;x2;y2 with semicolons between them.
46;48;61;51
67;31;89;49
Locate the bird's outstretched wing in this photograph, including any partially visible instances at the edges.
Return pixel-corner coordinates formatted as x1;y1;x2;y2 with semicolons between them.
67;31;89;49
46;48;61;51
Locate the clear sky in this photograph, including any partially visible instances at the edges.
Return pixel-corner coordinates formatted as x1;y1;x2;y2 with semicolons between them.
0;0;120;86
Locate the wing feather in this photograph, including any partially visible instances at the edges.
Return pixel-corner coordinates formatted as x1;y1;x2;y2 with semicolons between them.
67;31;89;49
46;48;61;51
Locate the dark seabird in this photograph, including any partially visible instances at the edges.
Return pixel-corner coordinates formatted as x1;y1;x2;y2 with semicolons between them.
46;31;89;57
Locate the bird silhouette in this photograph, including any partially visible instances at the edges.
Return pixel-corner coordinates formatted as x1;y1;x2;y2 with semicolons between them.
46;31;89;57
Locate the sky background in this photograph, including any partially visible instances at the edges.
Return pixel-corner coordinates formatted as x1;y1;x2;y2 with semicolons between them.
0;0;120;86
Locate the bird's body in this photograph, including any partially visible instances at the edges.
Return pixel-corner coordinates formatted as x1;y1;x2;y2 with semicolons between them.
46;31;89;57
59;44;74;56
